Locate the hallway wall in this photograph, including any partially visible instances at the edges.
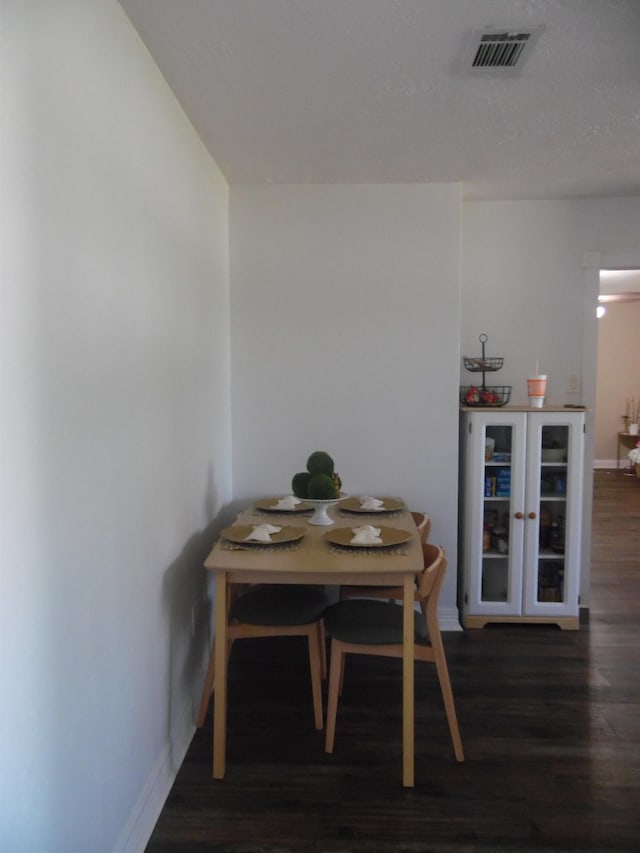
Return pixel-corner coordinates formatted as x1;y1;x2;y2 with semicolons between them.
0;3;231;851
594;301;640;466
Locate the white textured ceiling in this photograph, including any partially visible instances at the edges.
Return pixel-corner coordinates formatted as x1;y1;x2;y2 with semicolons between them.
119;0;640;200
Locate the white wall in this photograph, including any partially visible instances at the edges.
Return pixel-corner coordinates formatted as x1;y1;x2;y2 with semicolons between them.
461;200;586;405
229;183;462;621
3;3;639;844
0;3;231;851
462;196;640;403
461;196;640;606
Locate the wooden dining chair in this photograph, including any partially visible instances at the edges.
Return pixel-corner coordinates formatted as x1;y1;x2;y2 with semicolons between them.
411;511;430;540
324;543;464;764
338;512;430;601
197;583;328;730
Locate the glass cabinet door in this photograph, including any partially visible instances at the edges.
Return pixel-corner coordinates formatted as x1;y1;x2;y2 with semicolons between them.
469;412;526;616
523;412;584;617
481;423;513;603
537;423;569;604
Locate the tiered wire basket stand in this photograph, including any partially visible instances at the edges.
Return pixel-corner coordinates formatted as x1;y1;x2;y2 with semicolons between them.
460;333;511;407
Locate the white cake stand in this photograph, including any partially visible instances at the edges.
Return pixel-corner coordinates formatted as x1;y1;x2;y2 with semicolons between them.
304;496;342;526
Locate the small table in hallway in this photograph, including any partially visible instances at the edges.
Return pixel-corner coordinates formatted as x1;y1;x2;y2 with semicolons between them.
617;432;639;470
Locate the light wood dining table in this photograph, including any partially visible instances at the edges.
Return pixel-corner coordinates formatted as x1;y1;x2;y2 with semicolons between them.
202;500;423;787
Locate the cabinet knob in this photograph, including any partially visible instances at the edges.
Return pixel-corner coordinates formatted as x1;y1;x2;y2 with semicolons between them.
528;511;537;520
514;512;524;519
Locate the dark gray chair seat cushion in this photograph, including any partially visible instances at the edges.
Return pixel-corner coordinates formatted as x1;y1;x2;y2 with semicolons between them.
230;584;329;627
324;598;428;645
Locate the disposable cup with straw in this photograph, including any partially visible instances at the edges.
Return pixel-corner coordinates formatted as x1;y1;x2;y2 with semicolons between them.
528;361;547;408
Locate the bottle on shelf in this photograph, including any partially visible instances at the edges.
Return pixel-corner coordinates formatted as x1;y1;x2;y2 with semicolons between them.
549;517;565;553
483;524;491;552
539;506;552;548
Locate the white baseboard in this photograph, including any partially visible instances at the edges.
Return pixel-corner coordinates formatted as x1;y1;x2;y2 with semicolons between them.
113;698;195;853
593;458;619;469
111;599;461;853
440;606;463;632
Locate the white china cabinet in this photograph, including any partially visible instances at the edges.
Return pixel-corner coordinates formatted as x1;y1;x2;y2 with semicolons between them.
459;407;585;630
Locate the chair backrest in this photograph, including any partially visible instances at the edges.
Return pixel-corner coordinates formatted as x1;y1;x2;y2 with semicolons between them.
415;543;447;608
410;512;431;542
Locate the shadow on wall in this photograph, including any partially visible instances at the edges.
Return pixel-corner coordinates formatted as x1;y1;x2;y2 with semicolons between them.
164;481;341;757
161;482;249;766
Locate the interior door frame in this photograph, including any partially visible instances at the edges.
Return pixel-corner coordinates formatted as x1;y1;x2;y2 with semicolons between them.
581;251;640;607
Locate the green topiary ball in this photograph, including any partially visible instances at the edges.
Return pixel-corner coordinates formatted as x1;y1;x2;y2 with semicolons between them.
291;471;311;499
306;450;334;476
307;472;337;499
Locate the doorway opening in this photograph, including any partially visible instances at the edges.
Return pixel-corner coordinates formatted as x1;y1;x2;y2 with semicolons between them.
580;253;640;610
594;269;640;473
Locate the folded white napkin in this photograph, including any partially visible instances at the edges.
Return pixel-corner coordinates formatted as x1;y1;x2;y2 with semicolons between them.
244;523;282;543
359;496;384;511
351;525;383;545
273;495;301;510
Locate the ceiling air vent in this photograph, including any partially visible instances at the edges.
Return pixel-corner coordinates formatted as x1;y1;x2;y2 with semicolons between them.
461;26;543;76
473;31;531;68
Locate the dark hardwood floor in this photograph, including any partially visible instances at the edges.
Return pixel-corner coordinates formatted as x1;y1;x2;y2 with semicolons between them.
146;471;640;853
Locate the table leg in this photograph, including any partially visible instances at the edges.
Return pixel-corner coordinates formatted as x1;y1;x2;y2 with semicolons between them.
402;573;415;787
213;571;228;779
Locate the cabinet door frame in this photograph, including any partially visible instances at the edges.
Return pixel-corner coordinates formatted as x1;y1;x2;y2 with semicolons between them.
462;410;527;617
522;411;584;618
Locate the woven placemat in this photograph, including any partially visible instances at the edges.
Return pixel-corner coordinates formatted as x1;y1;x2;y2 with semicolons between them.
220;539;304;552
328;542;411;557
253;508;313;517
337;509;404;520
